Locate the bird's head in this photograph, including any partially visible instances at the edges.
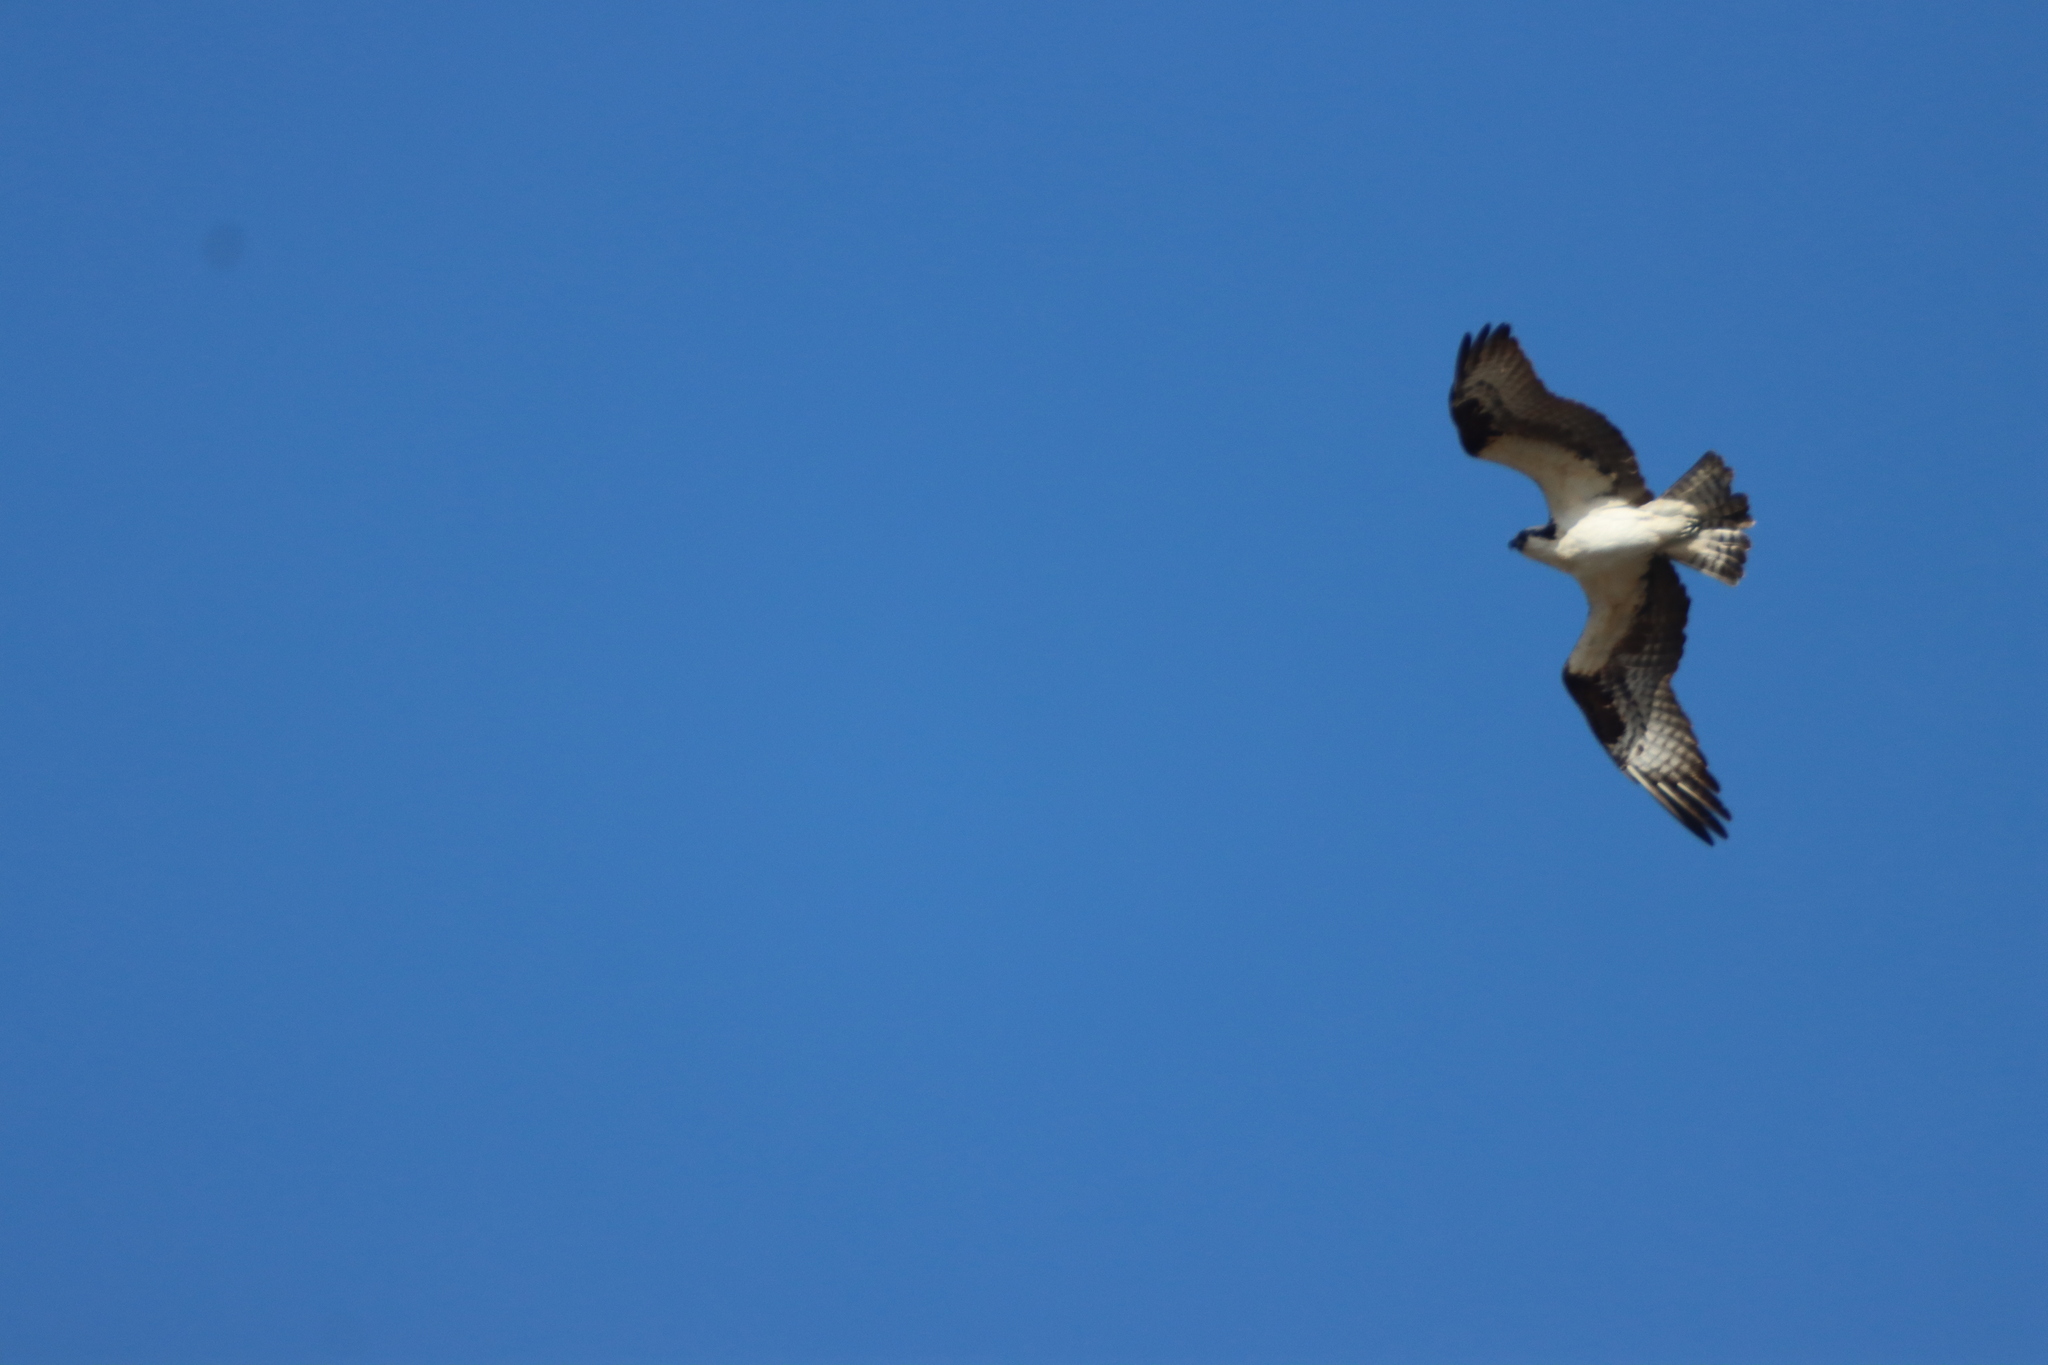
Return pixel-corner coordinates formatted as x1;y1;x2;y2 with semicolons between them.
1509;522;1561;566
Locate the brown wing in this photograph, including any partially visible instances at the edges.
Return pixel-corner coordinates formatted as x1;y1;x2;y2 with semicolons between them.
1450;323;1651;510
1561;556;1730;844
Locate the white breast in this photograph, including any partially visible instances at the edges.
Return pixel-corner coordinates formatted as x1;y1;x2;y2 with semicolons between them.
1556;504;1687;566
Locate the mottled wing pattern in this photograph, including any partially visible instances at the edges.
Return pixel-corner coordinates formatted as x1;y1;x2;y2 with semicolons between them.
1562;557;1730;843
1450;323;1652;510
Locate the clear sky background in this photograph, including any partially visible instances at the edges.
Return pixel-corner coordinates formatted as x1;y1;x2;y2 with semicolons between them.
1;4;2043;1362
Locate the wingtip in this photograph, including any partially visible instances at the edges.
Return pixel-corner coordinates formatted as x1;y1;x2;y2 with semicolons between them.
1454;321;1514;388
1653;781;1730;845
1671;803;1728;845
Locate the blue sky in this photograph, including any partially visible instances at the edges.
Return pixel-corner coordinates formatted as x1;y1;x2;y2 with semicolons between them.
0;3;2043;1362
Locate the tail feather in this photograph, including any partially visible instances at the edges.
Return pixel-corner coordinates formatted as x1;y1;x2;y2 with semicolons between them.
1663;452;1754;585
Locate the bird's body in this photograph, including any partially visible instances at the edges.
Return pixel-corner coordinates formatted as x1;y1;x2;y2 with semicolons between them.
1449;323;1754;843
1531;502;1692;570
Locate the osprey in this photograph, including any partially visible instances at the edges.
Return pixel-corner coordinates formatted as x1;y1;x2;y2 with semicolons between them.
1449;323;1754;844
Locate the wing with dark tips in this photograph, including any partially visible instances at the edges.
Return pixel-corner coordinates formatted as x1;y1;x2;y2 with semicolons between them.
1562;556;1730;843
1451;324;1651;517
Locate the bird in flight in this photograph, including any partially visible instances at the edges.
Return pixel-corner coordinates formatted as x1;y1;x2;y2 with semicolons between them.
1449;323;1754;843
